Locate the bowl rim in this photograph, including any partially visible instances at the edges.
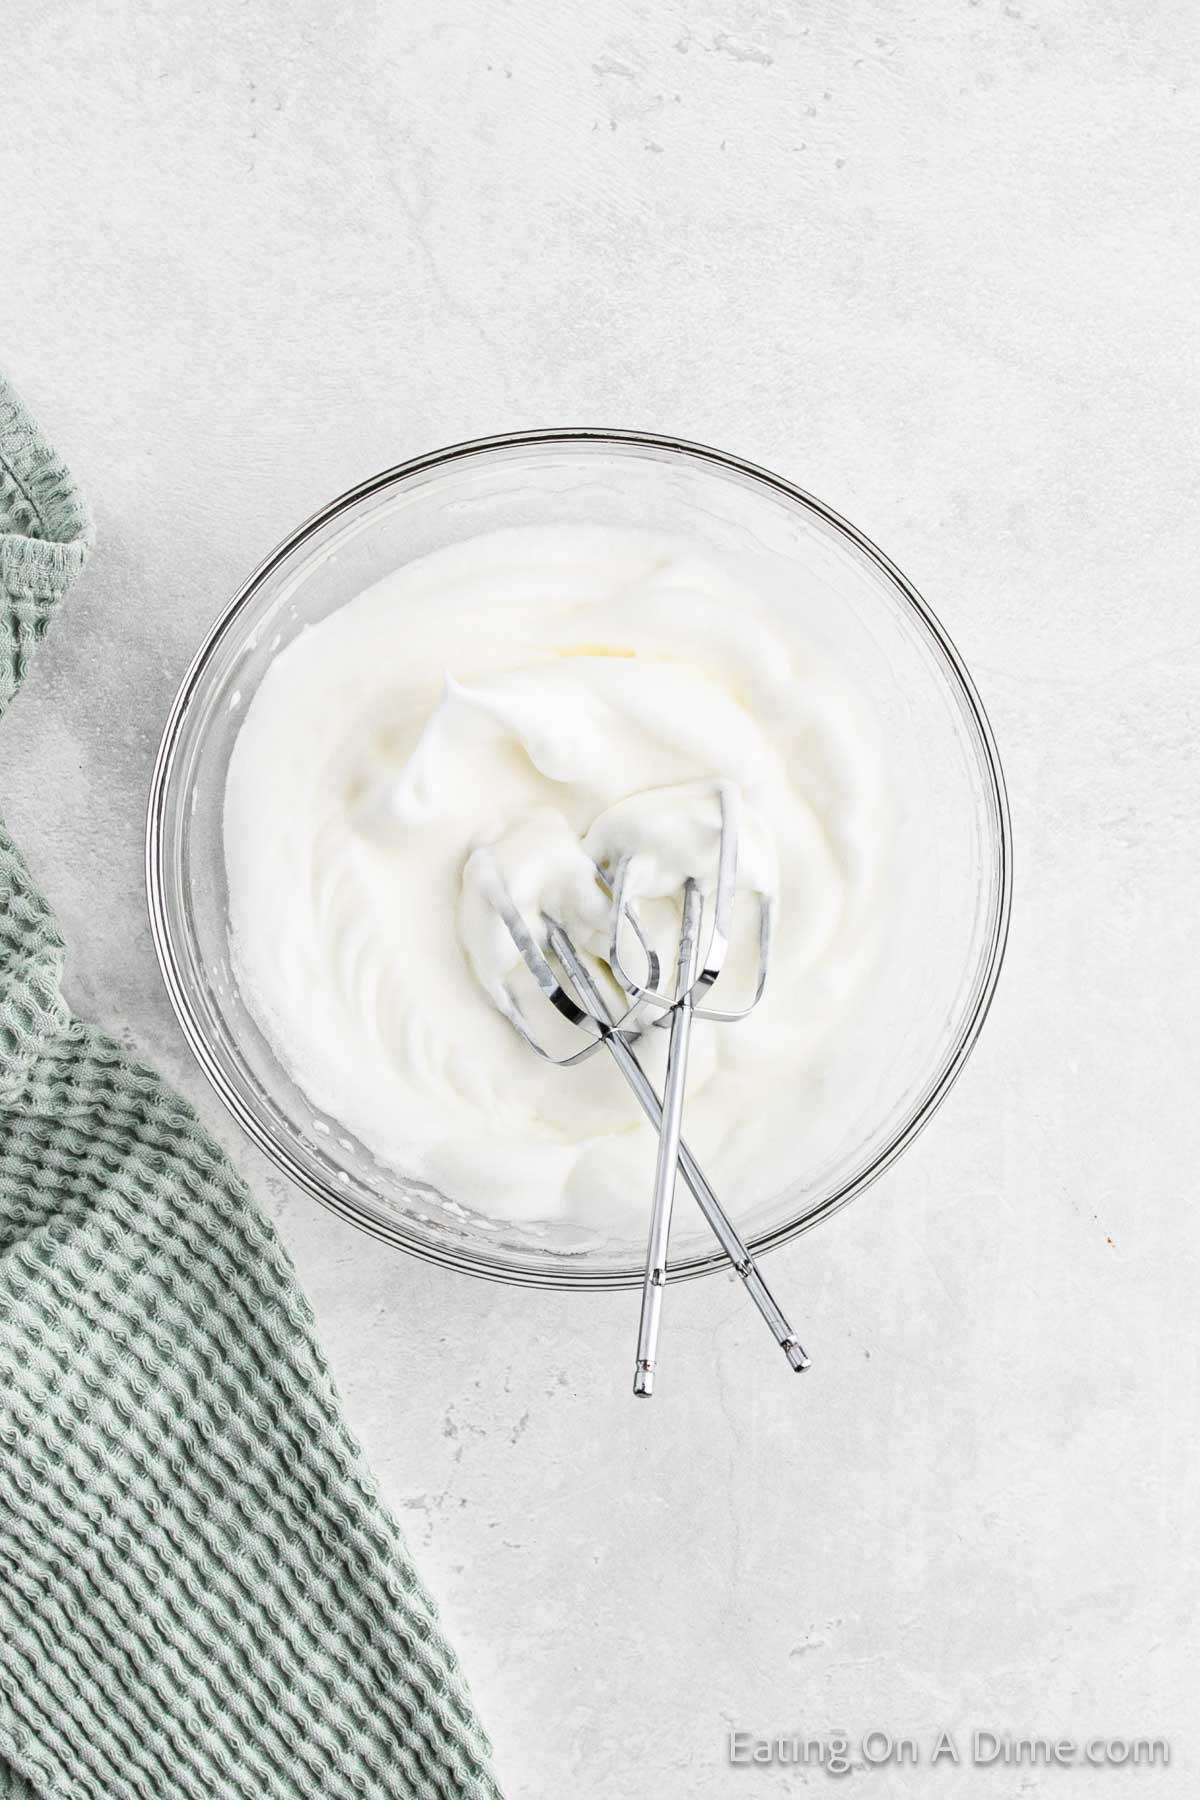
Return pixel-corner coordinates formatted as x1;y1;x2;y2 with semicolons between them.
147;427;1013;1290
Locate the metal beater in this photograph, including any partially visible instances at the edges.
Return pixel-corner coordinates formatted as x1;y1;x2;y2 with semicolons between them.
470;781;809;1396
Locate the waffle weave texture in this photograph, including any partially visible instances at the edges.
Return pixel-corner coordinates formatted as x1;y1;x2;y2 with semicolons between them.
0;376;502;1800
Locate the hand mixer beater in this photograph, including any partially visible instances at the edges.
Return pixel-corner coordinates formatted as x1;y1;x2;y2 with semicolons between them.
469;781;809;1397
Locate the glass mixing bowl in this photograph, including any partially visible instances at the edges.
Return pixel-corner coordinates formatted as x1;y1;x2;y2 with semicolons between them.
147;431;1011;1289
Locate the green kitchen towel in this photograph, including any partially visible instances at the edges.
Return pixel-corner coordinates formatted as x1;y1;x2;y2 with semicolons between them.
0;376;502;1800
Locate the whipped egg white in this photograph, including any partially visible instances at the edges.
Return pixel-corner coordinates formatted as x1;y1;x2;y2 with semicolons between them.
223;526;890;1236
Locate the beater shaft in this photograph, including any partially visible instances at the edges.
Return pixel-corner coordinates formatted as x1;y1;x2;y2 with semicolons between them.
633;879;702;1397
551;927;809;1375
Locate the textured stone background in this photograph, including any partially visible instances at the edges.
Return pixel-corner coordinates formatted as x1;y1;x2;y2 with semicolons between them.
4;1;1197;1793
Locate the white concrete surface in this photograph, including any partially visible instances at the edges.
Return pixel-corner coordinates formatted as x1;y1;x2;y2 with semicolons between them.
4;1;1197;1794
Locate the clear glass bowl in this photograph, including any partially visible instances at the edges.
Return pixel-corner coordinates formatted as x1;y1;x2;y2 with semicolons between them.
147;431;1011;1289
